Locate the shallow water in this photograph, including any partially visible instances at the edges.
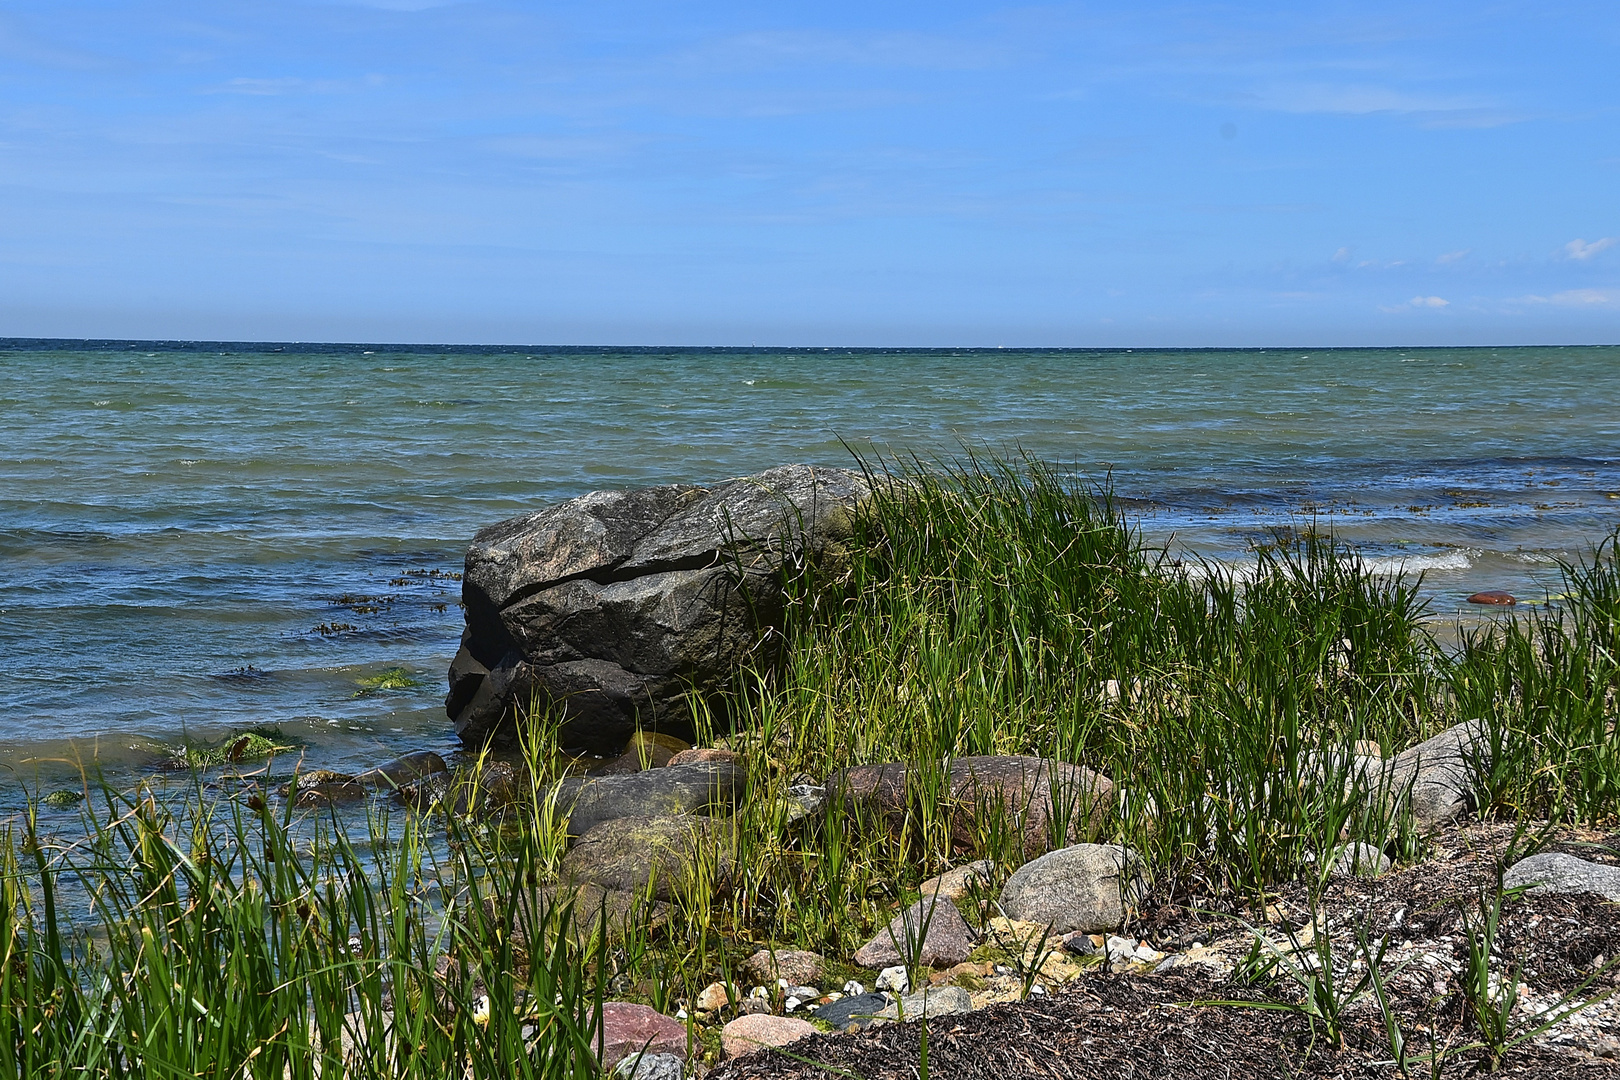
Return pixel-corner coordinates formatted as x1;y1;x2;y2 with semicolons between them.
3;340;1617;801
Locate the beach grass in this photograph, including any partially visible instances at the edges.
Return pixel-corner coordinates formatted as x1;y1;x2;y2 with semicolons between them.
3;451;1617;1075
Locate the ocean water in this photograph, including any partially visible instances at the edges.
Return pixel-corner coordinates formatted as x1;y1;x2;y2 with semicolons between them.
3;340;1617;798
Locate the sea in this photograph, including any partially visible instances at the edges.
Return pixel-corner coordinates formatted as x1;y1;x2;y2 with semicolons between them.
3;340;1617;806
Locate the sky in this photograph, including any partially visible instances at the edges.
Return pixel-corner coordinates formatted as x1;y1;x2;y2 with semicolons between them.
0;1;1616;346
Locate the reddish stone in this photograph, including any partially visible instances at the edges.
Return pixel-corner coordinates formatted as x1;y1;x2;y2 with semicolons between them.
1466;591;1517;606
720;1014;816;1059
595;1002;687;1069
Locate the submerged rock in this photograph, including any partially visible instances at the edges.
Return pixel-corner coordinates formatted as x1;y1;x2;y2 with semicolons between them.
449;465;871;753
353;750;448;790
1466;591;1517;606
283;769;364;806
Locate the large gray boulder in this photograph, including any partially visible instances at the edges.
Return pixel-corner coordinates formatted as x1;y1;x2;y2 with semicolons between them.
1338;720;1489;828
448;465;870;752
559;814;733;902
550;760;746;839
998;843;1147;933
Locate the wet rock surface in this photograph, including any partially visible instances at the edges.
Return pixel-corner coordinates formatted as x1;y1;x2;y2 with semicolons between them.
353;750;448;790
449;465;871;753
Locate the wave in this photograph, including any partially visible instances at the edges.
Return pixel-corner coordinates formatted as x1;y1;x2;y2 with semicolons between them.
1359;551;1473;575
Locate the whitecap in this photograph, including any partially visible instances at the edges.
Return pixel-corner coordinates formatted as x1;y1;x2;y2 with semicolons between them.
1359;551;1472;574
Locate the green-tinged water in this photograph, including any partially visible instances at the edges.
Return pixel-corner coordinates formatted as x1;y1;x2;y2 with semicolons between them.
2;340;1617;802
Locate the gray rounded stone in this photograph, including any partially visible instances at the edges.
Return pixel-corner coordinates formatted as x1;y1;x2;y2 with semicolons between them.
1503;852;1620;902
852;897;974;969
998;843;1146;933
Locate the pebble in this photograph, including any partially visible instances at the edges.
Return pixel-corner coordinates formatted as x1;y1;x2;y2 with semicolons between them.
694;982;734;1012
613;1052;685;1080
875;966;909;994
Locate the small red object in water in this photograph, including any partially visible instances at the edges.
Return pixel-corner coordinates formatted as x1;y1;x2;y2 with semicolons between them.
1466;591;1516;606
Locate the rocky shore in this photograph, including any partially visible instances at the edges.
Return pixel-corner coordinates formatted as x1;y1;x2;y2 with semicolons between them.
298;466;1620;1077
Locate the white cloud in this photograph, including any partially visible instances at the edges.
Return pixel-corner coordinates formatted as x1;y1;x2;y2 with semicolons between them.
1380;295;1449;312
1435;249;1470;264
1565;237;1616;260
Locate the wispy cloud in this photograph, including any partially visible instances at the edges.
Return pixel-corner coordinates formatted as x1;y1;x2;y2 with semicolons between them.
209;75;384;96
1242;82;1487;116
681;30;1011;74
1564;237;1616;260
1435;249;1470;264
1513;288;1620;307
1380;295;1449;312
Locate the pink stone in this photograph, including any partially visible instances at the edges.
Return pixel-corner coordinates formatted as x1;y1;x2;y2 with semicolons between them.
595;1002;687;1069
720;1014;816;1059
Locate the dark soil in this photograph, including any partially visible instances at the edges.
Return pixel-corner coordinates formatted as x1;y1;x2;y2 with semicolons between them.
707;971;1614;1079
712;823;1620;1079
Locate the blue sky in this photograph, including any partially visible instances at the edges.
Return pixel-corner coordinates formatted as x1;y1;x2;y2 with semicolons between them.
0;1;1616;346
